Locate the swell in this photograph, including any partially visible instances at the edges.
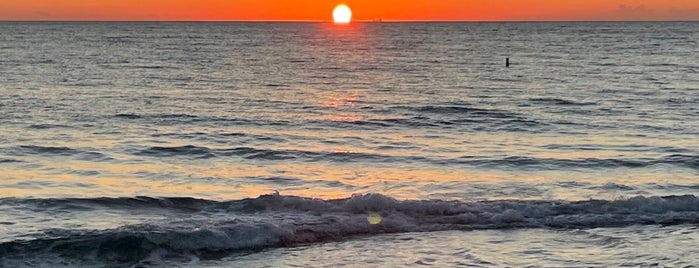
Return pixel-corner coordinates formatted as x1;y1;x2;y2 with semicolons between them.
462;155;699;170
0;196;218;212
5;194;698;225
26;123;73;130
322;117;549;133
0;194;699;266
510;154;698;170
115;113;198;120
0;158;22;164
132;145;699;170
413;105;515;116
401;105;552;132
113;113;289;127
3;144;695;171
111;108;550;133
134;145;423;162
528;97;596;106
4;145;112;161
1;194;698;265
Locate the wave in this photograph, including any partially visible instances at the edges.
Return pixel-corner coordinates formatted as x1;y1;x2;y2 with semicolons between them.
111;108;549;133
464;156;647;169
528;97;596;106
131;144;699;170
113;113;289;127
398;105;552;132
0;158;21;164
6;145;112;161
319;116;549;133
26;123;72;129
136;145;218;159
114;113;142;119
1;194;697;265
115;113;198;120
134;145;420;162
15;145;80;156
410;105;522;119
470;154;699;170
0;196;218;212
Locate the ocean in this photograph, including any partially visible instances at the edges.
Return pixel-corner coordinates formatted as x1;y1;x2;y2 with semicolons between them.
0;22;698;267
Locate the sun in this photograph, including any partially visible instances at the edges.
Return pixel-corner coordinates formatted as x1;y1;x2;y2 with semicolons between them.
333;4;352;24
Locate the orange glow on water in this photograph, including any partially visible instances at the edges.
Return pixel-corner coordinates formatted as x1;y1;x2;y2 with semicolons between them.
321;90;362;122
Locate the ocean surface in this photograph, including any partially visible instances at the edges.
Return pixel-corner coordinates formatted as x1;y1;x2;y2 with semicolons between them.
0;22;698;267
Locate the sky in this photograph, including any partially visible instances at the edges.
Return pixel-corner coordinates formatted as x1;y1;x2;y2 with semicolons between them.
1;0;698;21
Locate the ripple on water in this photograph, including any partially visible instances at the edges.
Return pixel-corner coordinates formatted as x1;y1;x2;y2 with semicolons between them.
6;145;113;161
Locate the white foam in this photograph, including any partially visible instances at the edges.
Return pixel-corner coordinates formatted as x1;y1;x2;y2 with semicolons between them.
2;194;698;266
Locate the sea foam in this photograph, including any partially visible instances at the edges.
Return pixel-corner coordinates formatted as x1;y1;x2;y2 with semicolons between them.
2;194;698;266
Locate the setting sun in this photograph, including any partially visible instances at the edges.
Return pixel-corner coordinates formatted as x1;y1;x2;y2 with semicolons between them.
333;4;352;24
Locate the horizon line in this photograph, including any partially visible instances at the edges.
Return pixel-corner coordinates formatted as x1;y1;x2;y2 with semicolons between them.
1;19;697;23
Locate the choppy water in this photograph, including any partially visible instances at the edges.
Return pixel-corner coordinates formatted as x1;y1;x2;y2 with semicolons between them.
0;22;698;267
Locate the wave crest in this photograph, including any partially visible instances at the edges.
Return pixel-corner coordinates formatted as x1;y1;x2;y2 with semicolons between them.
2;194;698;266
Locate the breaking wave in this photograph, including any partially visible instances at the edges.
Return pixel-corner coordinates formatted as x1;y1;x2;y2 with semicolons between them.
1;194;698;266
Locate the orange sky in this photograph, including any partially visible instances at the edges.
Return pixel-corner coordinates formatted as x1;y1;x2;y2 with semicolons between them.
1;0;698;21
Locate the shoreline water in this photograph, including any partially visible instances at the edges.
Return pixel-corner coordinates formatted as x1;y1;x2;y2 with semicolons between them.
2;193;698;266
1;21;697;266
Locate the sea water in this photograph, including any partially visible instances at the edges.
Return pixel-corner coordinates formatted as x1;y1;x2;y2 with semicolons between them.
0;22;697;267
